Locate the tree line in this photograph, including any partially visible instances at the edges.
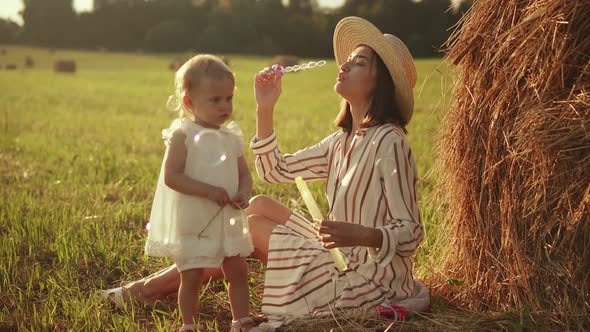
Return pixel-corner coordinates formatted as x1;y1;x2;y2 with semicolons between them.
1;0;471;58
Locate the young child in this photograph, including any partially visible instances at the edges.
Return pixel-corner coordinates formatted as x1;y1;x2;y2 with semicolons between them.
144;54;259;332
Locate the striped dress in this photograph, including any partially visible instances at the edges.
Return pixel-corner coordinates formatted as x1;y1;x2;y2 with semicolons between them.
250;123;430;326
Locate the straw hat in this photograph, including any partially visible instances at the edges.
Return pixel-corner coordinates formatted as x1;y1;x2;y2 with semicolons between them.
333;16;417;123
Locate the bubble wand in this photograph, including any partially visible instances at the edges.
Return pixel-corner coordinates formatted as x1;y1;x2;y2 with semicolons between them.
266;60;326;78
295;176;348;272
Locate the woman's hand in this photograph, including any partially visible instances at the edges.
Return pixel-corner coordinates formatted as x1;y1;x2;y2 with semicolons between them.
254;67;282;110
230;192;249;209
316;220;383;249
207;187;230;206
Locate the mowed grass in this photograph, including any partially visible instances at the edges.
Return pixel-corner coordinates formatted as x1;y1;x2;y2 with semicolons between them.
0;45;493;331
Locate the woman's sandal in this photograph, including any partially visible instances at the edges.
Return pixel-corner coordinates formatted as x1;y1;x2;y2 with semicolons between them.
100;281;157;309
231;316;275;332
100;287;127;309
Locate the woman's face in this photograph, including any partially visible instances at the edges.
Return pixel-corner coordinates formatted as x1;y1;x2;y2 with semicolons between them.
334;45;377;103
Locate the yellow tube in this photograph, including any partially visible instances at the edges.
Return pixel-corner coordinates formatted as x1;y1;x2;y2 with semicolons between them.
295;176;348;272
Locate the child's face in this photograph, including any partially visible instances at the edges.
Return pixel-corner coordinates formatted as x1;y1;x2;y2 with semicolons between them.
187;77;234;128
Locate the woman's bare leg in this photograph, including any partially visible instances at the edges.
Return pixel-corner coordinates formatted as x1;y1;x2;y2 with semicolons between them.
247;195;294;264
125;265;179;305
246;195;292;225
120;265;223;305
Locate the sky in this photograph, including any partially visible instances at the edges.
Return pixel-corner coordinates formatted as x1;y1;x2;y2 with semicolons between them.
0;0;347;25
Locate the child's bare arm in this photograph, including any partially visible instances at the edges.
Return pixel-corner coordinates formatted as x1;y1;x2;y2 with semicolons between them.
164;129;229;205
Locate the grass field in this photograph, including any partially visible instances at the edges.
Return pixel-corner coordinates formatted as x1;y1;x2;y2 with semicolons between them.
0;46;536;331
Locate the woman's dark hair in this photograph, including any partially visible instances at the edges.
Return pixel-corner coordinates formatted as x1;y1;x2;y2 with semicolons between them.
334;47;407;134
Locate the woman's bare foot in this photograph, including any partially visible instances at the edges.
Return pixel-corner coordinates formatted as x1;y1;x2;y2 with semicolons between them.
102;279;157;307
120;275;151;288
104;265;222;307
122;279;159;306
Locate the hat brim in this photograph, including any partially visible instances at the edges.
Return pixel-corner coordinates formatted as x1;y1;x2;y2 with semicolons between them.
333;17;414;123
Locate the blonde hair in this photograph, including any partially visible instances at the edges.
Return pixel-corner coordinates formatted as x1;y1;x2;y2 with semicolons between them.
168;54;234;117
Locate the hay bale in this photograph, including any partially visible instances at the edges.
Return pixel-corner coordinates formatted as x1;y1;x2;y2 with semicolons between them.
0;49;6;55
53;60;76;73
272;54;299;67
169;59;183;71
25;56;34;68
5;64;17;70
433;0;590;324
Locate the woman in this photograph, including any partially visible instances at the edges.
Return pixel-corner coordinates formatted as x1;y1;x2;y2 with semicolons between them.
103;16;430;328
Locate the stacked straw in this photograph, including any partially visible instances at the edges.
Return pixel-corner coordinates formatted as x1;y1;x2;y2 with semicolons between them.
435;0;589;325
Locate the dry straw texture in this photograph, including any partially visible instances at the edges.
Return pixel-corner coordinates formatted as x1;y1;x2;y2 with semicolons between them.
434;0;589;327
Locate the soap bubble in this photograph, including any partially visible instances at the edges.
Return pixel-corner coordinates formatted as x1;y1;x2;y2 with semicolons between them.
192;129;228;167
226;208;250;236
270;60;327;77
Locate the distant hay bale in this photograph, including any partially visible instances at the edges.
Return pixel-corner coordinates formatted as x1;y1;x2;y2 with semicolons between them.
53;60;76;73
169;59;183;71
25;56;34;68
1;49;6;55
272;54;299;67
5;64;17;70
433;0;589;324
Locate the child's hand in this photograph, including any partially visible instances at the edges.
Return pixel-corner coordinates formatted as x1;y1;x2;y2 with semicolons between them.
230;192;249;209
208;187;230;206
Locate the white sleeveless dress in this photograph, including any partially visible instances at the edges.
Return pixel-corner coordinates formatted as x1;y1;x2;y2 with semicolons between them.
144;118;253;270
